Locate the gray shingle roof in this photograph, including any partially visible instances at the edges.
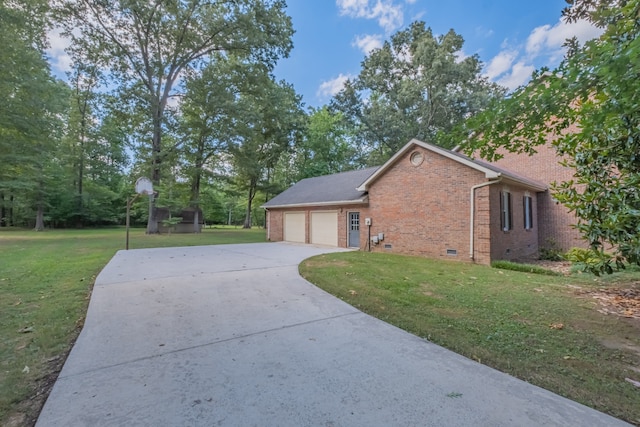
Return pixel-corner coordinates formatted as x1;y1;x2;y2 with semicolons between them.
262;167;379;208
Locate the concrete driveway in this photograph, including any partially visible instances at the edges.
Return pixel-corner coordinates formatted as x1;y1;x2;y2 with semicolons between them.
37;242;630;426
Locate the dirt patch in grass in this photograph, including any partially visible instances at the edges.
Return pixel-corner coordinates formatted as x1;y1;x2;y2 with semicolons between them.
586;285;640;320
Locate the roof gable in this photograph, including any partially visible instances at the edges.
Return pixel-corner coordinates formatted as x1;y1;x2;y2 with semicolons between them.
357;139;546;192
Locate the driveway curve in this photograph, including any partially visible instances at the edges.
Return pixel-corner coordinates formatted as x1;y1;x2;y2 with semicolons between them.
38;242;630;426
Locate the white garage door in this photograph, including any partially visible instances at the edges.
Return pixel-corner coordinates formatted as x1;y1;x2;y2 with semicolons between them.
310;211;338;247
284;212;305;243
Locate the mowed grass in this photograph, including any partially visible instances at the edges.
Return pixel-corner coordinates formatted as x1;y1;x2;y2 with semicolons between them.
300;251;640;425
0;226;266;426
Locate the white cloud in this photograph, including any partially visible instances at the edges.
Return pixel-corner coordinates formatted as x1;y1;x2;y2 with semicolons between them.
485;17;602;91
526;18;603;56
484;50;517;80
497;62;535;91
317;73;354;99
475;26;494;39
352;34;384;54
336;0;404;33
454;50;468;64
47;29;72;73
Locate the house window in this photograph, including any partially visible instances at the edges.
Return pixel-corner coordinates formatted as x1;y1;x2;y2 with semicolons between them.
523;195;533;230
500;191;512;231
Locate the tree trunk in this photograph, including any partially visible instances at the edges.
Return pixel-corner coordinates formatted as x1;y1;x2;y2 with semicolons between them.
243;203;252;229
146;195;156;234
34;180;45;231
0;192;5;227
76;95;87;228
243;182;257;229
35;203;45;231
146;111;163;234
9;194;14;226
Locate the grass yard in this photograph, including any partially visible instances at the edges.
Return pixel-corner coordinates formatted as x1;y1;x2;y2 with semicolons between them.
300;251;640;426
0;226;266;426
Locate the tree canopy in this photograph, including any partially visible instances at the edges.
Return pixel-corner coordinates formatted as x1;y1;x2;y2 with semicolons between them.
53;0;294;231
331;21;505;164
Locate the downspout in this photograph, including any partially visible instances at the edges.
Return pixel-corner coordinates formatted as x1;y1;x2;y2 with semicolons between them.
470;177;502;261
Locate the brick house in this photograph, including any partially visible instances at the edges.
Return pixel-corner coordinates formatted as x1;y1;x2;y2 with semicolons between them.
262;139;568;264
463;137;587;252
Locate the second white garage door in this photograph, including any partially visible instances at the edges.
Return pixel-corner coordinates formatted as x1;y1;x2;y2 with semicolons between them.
284;212;305;243
310;211;338;247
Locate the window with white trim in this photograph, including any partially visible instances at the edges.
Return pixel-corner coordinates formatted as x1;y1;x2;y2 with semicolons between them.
523;195;533;230
500;191;512;231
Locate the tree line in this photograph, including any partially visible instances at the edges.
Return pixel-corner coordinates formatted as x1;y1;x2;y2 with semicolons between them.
2;0;638;273
1;0;502;231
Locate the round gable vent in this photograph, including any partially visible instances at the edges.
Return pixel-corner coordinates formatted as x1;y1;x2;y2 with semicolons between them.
410;151;424;166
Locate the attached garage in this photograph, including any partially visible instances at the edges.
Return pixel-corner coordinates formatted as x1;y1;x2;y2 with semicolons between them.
262;167;379;248
284;212;305;243
310;211;338;247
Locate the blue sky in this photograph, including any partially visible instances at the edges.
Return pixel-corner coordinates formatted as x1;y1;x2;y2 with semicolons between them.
47;1;601;110
273;0;601;108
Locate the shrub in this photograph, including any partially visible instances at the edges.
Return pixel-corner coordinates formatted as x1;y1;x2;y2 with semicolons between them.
565;247;622;276
539;239;564;261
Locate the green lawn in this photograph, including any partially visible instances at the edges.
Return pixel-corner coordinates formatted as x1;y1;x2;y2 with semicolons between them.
0;226;266;426
300;252;640;426
3;229;639;426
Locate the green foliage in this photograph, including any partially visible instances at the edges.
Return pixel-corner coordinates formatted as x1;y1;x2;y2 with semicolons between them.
331;21;505;163
294;107;360;179
491;260;562;276
538;239;565;261
53;0;294;231
227;77;305;228
565;247;622;276
0;0;71;229
458;0;640;275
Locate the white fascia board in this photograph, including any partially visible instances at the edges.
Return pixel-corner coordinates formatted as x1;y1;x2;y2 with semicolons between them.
357;139;500;191
261;197;368;210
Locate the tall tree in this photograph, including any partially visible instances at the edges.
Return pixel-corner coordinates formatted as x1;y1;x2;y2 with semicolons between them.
0;0;69;230
229;79;305;228
65;55;103;226
53;0;293;232
294;107;359;180
331;21;504;163
460;0;640;274
179;56;270;208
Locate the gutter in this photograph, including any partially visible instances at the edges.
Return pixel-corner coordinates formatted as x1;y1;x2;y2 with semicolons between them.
260;197;369;210
470;177;503;261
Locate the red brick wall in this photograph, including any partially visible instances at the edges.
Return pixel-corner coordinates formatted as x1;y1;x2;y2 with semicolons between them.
486;140;587;251
360;147;496;263
265;204;367;247
488;185;539;261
